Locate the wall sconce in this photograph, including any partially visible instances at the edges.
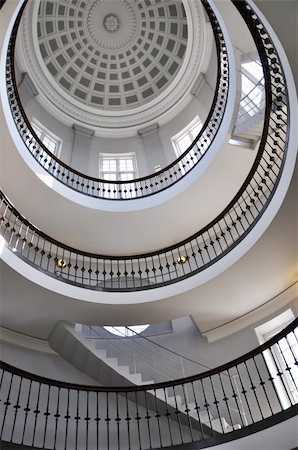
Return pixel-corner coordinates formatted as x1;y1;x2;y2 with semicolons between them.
177;255;187;265
56;258;67;268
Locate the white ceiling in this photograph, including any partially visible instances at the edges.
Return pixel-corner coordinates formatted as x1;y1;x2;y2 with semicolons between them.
35;0;188;110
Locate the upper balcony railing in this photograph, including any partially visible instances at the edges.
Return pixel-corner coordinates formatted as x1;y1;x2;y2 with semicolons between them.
0;0;294;292
5;0;230;201
1;318;297;449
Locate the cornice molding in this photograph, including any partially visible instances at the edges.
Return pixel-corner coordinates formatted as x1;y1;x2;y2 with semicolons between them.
137;122;159;137
73;124;95;138
0;326;56;354
203;282;298;342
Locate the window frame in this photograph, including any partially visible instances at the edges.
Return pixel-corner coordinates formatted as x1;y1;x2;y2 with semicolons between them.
31;118;62;158
99;153;138;182
255;309;298;407
171;115;203;158
99;153;138;199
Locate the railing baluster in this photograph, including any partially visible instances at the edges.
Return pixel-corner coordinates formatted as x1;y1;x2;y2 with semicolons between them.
53;386;60;448
268;345;294;406
106;391;110;450
21;379;32;445
210;375;224;433
64;388;70;450
42;384;51;448
153;388;162;448
172;385;184;444
218;372;234;431
134;391;142;450
191;381;206;440
75;390;80;450
10;375;22;442
125;392;131;450
162;387;173;447
252;355;274;416
31;382;41;447
86;390;90;450
182;382;194;442
144;390;153;449
115;392;120;450
277;338;298;393
227;370;247;427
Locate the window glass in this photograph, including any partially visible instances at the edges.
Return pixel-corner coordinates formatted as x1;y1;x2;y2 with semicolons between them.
99;153;138;198
255;310;297;406
172;116;202;158
100;154;137;180
104;325;149;337
171;116;203;175
239;58;265;119
31;120;62;158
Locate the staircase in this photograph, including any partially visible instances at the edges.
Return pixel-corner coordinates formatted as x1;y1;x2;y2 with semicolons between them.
48;322;241;434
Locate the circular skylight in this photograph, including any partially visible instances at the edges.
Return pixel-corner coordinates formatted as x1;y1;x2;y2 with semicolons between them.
104;325;150;337
36;0;188;111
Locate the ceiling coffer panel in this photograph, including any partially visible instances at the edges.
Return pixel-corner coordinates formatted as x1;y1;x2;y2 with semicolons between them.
37;0;188;111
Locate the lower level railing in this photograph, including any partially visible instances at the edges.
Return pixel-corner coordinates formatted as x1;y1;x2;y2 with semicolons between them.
1;319;297;449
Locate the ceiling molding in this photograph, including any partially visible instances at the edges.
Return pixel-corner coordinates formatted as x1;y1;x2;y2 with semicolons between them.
0;326;56;354
203;282;298;342
72;123;95;137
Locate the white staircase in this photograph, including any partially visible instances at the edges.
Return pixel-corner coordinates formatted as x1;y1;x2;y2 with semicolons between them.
48;322;241;434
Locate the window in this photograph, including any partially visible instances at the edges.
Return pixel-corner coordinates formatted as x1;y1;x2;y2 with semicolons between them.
104;325;149;337
31;118;62;158
172;115;202;157
171;116;203;175
99;153;137;181
99;153;138;198
255;310;298;407
239;59;265;117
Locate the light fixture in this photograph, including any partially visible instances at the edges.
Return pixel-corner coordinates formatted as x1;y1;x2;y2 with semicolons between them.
177;255;187;265
56;258;67;268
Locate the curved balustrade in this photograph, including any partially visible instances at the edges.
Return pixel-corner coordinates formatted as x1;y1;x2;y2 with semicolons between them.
0;0;293;292
5;0;230;201
1;319;297;449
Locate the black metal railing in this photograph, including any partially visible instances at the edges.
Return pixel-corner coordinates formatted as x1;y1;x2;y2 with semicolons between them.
5;0;230;201
0;0;291;291
1;319;297;449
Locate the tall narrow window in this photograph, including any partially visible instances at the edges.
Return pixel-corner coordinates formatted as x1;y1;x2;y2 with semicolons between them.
31;118;62;158
172;115;202;158
255;310;298;407
171;116;202;174
240;59;265;117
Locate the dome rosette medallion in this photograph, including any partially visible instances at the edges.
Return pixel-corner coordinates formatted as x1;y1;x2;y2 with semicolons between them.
88;1;136;48
16;0;211;135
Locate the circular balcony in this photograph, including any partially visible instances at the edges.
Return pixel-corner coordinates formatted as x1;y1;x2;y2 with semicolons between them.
0;318;297;449
0;0;297;305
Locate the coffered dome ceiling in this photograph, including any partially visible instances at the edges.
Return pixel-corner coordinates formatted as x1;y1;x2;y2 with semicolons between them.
17;0;210;135
37;0;188;110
